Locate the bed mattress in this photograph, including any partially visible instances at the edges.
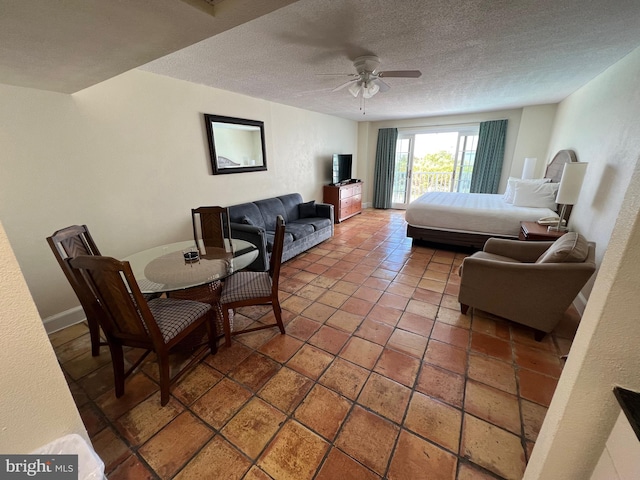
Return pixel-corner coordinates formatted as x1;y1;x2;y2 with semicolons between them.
405;192;556;237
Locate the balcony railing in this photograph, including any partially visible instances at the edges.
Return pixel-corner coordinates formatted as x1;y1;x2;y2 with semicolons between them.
393;171;453;204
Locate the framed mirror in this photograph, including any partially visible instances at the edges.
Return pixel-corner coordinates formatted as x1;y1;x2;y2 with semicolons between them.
204;114;267;175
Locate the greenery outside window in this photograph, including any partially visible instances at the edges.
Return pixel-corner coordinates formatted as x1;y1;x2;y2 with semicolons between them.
392;125;479;208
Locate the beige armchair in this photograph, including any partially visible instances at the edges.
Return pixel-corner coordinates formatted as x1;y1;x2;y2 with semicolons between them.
458;233;596;340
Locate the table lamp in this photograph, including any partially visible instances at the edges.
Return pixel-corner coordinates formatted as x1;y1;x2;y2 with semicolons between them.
549;162;588;232
522;157;538;179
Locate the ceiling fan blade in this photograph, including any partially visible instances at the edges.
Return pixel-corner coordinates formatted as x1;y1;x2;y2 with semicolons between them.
378;70;422;78
317;73;359;76
332;78;359;92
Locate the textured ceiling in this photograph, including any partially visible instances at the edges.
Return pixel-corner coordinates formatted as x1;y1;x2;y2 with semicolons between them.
3;0;640;121
142;0;640;121
0;0;297;93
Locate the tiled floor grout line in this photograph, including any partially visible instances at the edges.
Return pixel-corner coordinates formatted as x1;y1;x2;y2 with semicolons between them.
50;209;577;479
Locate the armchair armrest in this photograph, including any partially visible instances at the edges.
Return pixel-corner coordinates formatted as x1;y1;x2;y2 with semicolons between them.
483;238;553;263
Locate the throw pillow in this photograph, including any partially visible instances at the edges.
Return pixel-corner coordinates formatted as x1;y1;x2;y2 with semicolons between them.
240;215;254;225
537;232;589;263
503;177;551;204
299;200;316;218
513;182;559;209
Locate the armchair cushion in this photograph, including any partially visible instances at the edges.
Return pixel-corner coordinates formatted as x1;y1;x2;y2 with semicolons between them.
470;252;522;263
536;232;589;263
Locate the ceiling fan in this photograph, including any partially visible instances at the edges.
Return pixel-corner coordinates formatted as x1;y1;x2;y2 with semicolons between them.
329;55;422;99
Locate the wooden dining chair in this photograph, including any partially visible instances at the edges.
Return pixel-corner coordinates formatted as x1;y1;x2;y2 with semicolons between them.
192;206;232;254
219;215;286;347
47;225;107;356
68;255;217;406
165;206;234;334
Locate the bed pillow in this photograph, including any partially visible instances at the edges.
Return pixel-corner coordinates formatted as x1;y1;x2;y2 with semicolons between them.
503;177;551;204
537;232;589;263
513;181;559;209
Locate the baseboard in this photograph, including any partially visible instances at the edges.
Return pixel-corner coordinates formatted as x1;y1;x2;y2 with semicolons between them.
43;306;87;334
573;292;588;316
363;201;372;209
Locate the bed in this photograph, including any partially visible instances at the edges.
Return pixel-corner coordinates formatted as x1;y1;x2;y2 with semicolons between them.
405;149;577;249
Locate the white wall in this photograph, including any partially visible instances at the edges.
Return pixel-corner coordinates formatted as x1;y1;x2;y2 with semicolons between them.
525;45;640;479
0;219;88;452
359;105;557;202
512;104;558;179
0;69;357;324
545;47;640;268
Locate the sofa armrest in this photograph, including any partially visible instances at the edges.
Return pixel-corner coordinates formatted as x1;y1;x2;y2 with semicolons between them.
315;202;334;223
483;238;553;263
230;222;269;271
231;223;265;235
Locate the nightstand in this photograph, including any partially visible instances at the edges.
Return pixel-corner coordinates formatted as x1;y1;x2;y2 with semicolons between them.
519;221;567;241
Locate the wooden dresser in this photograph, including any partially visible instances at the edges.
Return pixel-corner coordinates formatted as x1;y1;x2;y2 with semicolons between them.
323;182;362;223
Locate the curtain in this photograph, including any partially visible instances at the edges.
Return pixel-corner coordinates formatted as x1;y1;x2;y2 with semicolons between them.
469;119;508;193
373;128;398;209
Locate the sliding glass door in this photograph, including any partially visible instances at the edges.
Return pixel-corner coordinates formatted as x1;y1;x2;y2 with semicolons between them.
392;125;479;208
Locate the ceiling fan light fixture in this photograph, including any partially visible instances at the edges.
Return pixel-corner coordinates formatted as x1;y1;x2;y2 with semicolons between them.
362;82;380;99
348;83;362;98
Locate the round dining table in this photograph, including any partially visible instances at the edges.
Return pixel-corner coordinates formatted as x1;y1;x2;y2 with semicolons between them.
123;239;258;294
123;239;258;339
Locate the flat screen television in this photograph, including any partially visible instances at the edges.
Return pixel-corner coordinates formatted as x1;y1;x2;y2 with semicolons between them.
332;154;352;185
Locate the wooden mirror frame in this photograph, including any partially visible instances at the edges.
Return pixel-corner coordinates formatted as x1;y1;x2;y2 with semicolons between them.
204;114;267;175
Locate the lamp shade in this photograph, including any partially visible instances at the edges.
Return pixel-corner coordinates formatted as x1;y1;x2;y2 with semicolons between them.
556;162;588;205
522;157;537;179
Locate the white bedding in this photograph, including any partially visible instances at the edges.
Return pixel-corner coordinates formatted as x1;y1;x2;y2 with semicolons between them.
405;192;556;237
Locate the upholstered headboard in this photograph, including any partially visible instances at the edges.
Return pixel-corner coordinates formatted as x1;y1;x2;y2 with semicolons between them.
545;149;577;183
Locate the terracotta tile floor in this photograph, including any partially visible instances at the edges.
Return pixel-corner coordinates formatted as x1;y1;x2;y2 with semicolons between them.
49;208;580;480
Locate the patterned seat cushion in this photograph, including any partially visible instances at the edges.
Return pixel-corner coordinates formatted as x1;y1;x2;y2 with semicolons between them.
147;298;211;343
220;271;272;304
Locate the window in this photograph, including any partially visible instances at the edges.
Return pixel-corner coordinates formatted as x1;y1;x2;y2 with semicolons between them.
392;125;479;208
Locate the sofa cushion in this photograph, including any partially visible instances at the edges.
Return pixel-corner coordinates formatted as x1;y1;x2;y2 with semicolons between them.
255;198;287;231
536;232;589;263
266;231;294;252
299;200;316;218
228;202;266;229
285;223;315;240
291;217;332;231
277;193;304;222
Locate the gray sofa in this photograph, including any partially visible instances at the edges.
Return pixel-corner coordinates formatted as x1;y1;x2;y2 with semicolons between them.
227;193;334;271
